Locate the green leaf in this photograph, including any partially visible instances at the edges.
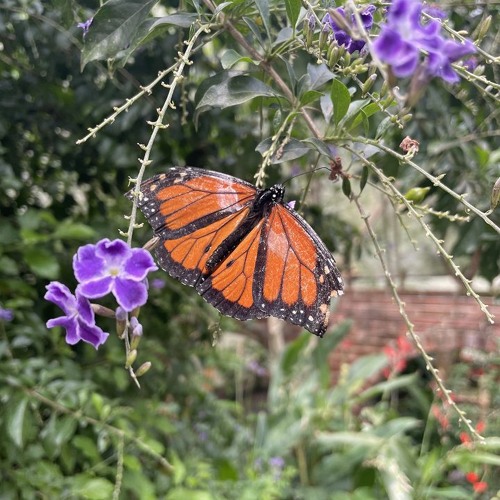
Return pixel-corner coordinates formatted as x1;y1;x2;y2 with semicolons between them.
308;63;334;90
53;221;96;241
281;333;310;376
6;396;29;448
303;137;333;158
273;27;294;47
284;0;301;28
339;99;369;129
253;0;270;37
23;247;60;279
196;73;277;118
317;431;382;447
360;165;369;193
347;354;387;386
342;176;351;198
320;94;333;122
255;138;311;163
220;49;256;69
110;13;198;68
73;476;114;500
331;79;351;125
81;0;159;68
376;116;392;139
300;90;323;106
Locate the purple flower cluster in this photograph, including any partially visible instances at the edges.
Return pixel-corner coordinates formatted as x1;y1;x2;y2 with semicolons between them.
373;0;476;83
323;5;375;54
0;307;14;322
45;239;157;349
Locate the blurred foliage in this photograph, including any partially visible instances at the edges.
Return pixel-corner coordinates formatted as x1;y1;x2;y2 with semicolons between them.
0;0;499;498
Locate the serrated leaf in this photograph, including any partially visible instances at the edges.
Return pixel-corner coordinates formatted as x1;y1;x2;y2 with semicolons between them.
331;79;350;125
255;138;311;163
284;0;301;28
6;396;29;448
81;0;159;68
308;63;334;90
23;247;60;279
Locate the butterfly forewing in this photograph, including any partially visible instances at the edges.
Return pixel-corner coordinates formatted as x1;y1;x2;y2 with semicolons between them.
130;167;257;238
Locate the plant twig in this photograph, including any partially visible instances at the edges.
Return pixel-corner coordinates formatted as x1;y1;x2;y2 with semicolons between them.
352;196;485;442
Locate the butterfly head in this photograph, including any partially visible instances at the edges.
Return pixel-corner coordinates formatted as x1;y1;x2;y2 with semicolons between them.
269;184;285;203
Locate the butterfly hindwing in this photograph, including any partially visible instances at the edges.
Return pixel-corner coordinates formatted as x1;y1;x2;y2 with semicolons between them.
196;220;269;320
255;204;343;336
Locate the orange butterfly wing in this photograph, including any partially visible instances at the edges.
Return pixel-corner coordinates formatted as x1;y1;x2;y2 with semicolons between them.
129;167;343;336
129;167;257;287
255;204;343;336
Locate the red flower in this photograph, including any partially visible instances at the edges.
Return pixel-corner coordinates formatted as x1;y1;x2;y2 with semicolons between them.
473;481;488;493
466;472;479;483
476;421;486;433
460;432;471;444
382;336;413;378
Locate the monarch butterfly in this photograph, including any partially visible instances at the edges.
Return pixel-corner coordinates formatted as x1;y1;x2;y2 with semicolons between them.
127;167;344;336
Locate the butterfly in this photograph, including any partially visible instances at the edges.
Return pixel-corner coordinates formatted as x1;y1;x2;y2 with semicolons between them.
127;167;343;336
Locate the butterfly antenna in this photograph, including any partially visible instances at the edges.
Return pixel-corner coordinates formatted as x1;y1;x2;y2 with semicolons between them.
282;166;329;186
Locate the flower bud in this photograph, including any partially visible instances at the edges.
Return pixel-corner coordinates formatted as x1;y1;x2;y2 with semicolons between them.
319;24;331;50
125;349;137;369
115;306;127;337
136;361;152;377
130;321;143;350
476;15;491;43
362;74;377;95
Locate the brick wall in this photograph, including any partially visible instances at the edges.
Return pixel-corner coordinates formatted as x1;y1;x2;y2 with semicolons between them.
329;290;500;376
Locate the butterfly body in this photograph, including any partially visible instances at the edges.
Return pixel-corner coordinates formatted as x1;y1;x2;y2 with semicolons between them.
128;167;343;336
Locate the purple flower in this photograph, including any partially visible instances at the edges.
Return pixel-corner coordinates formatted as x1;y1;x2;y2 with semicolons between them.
426;38;476;83
269;456;285;479
373;0;475;83
151;278;166;290
45;282;109;349
247;360;267;377
77;18;93;37
0;307;14;322
324;5;375;54
73;239;157;312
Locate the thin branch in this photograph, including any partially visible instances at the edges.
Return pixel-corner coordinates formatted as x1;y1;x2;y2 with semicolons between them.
345;145;495;324
352;196;485;442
